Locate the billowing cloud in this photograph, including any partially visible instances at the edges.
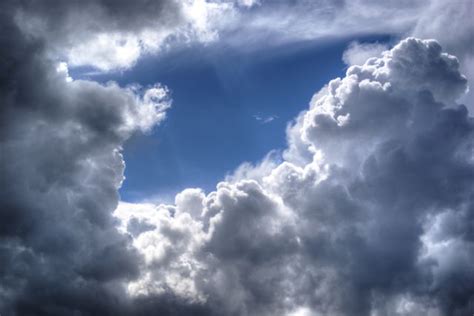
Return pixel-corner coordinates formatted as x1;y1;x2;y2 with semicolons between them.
113;38;473;315
1;0;473;315
0;1;171;314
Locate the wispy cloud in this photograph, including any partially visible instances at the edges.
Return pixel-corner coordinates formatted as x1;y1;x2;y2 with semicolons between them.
253;114;278;124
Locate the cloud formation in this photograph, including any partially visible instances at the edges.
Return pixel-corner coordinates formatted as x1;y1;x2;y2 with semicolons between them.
14;0;232;71
0;1;171;314
1;0;473;315
114;38;473;315
342;41;389;66
13;0;473;111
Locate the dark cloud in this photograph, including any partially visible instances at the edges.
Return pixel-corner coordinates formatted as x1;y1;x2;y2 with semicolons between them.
0;1;171;315
1;0;473;315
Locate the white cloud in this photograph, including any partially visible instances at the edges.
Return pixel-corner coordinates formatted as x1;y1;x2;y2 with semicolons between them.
342;41;388;66
55;61;73;82
15;0;233;71
67;33;142;71
237;0;260;8
253;114;278;124
114;38;473;315
136;84;172;131
15;0;474;106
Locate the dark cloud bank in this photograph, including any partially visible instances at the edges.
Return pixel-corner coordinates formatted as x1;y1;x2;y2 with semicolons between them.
1;1;473;316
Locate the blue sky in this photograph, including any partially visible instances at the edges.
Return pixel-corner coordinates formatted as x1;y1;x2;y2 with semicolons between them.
76;35;392;202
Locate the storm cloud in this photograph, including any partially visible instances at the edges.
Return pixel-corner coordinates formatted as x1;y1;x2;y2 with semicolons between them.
0;1;172;314
0;1;473;316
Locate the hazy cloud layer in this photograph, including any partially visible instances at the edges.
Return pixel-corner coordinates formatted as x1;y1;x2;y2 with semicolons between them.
1;0;473;316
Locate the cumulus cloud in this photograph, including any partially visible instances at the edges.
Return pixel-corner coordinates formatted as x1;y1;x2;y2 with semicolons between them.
1;0;473;315
112;38;473;315
0;1;172;314
409;0;474;109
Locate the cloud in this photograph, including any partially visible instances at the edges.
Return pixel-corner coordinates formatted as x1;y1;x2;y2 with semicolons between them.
237;0;260;9
0;1;171;314
342;41;389;66
11;0;473;114
1;0;473;315
13;0;233;71
113;38;473;315
253;114;278;124
226;0;474;110
408;0;474;110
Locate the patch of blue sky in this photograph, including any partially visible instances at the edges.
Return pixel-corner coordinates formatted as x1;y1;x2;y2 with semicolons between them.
71;35;393;202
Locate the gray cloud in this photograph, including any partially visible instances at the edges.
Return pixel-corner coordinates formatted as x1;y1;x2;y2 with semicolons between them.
1;0;473;315
13;0;229;71
0;1;173;315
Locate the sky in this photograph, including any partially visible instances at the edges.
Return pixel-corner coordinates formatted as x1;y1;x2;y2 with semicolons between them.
0;1;473;316
84;36;390;202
